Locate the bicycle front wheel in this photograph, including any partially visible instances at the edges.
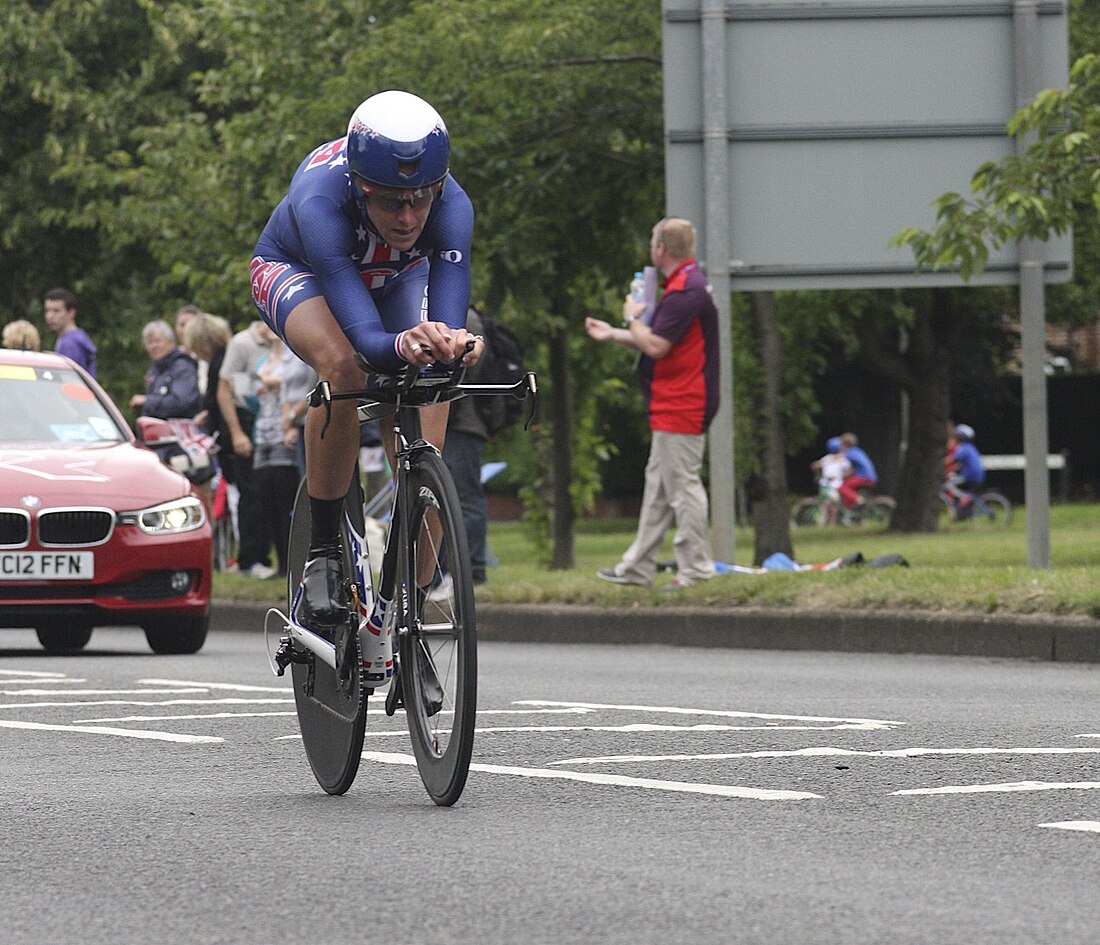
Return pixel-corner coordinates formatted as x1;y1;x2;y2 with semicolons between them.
398;449;477;806
286;478;366;796
790;497;822;528
976;491;1013;527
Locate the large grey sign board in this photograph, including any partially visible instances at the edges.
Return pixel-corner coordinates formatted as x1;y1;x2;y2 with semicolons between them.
663;0;1071;290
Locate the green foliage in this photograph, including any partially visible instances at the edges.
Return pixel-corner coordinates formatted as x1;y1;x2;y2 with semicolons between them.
892;54;1100;291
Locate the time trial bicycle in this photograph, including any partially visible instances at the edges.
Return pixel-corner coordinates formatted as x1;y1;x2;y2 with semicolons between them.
264;353;536;805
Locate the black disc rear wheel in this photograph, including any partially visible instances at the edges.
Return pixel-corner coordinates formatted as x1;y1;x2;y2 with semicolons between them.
287;477;366;795
399;450;477;806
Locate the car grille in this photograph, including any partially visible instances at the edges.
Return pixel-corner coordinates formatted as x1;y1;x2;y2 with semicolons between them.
3;570;198;603
0;510;31;547
37;509;115;546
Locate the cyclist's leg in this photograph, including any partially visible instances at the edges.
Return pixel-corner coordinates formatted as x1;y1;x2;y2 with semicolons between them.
375;267;450;587
255;262;361;629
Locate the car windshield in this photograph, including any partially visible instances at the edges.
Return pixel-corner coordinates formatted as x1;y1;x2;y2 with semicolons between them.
0;364;126;444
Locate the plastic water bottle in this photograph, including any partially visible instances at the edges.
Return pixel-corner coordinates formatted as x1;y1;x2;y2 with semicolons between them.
360;597;393;688
630;271;645;303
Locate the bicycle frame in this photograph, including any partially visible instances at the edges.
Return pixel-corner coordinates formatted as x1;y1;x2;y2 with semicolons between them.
267;365;536;679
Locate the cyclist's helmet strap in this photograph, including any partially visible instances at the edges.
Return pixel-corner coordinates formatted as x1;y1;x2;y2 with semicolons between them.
347;90;450;192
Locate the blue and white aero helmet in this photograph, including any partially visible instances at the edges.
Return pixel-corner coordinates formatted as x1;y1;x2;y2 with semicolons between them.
826;436;843;453
346;91;450;191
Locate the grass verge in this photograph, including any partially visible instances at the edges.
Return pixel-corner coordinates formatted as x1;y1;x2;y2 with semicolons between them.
213;502;1100;619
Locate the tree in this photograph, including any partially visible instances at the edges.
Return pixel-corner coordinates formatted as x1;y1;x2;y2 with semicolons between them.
891;54;1100;282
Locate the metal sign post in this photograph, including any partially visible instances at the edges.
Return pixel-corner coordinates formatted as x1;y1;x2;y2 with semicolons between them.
662;0;1070;568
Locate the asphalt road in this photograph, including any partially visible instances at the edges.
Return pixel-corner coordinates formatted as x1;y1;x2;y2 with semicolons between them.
2;628;1099;945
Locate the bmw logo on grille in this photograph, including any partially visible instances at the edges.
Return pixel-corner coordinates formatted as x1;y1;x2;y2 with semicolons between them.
20;495;41;509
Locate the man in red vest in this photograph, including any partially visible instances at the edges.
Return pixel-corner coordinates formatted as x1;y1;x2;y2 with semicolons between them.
585;217;720;591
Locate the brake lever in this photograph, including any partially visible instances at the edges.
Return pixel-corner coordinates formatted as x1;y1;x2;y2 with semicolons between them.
307;380;333;439
521;372;538;431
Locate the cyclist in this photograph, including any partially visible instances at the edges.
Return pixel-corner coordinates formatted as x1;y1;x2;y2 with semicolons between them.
945;423;985;517
810;437;851;523
837;431;878;511
250;90;482;632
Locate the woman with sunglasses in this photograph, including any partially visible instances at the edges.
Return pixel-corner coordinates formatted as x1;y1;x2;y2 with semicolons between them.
251;90;481;632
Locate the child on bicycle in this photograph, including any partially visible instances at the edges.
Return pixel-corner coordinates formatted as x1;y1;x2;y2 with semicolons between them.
811;437;852;519
837;431;878;511
944;423;985;518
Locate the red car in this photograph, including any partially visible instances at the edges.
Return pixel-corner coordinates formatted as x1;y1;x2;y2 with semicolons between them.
0;349;212;653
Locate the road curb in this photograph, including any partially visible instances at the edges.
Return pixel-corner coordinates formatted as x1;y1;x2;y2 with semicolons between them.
211;599;1100;663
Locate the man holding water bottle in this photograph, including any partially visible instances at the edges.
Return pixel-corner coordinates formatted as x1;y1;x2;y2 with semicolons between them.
584;217;720;591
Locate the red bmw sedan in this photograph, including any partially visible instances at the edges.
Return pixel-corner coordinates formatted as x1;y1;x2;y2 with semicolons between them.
0;349;212;653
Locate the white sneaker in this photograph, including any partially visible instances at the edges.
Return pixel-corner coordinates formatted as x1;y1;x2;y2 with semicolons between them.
426;572;454;603
244;563;276;580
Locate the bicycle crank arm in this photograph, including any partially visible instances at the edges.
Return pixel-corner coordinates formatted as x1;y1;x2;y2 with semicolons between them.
284;618;339;672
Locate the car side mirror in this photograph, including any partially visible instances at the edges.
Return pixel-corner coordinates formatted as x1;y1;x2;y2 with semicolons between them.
136;415;176;447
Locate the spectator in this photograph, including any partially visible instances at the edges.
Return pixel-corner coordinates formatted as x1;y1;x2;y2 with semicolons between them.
837;431;878;510
216;320;277;580
275;346;318;481
428;307;492;601
129;320;202;421
586;217;720;591
174;303;206;389
2;320;41;351
182;312;233;430
43;287;96;377
253;336;302;577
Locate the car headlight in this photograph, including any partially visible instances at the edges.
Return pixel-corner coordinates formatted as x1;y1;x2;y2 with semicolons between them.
119;497;206;534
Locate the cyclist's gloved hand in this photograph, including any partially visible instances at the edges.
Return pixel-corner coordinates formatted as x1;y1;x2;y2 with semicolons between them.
399;322;483;368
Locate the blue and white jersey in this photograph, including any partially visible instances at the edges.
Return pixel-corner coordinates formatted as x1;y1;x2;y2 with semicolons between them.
252;135;473;372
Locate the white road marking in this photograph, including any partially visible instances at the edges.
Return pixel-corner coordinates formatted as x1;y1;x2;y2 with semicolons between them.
0;679;87;685
515;700;902;729
0;719;222;743
140;678;290;693
0;698;293;710
1039;821;1100;833
0;669;69;679
551;746;1100;766
0;688;209;697
360;751;822;800
894;781;1100;796
77;712;299;723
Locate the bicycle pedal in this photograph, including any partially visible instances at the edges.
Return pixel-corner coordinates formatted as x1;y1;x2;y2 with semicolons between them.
272;637;309;676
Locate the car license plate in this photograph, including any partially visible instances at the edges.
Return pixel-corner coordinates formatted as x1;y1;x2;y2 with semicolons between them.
0;551;95;580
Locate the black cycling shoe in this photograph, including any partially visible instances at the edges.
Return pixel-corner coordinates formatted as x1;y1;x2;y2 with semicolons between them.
292;547;348;632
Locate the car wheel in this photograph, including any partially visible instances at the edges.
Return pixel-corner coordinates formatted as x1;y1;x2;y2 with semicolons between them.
143;615;209;655
36;624;94;652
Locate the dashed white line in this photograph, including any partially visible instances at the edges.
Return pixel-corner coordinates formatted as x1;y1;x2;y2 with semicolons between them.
1039;821;1100;833
551;746;1100;766
515;700;902;730
77;712;299;723
360;751;822;800
0;698;293;710
140;678;289;693
0;719;222;743
893;781;1100;796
